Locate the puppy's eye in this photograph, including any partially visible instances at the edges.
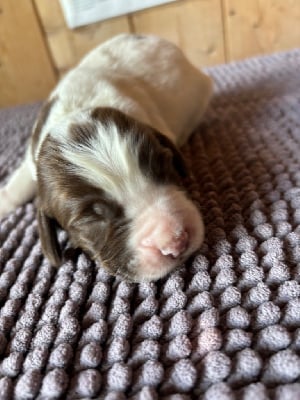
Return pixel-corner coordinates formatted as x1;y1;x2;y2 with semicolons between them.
93;203;106;217
92;201;123;220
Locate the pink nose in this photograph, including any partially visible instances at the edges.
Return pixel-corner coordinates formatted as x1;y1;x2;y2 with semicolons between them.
142;229;189;259
160;231;189;258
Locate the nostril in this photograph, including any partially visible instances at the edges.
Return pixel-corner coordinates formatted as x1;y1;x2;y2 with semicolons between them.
160;231;189;258
140;224;189;259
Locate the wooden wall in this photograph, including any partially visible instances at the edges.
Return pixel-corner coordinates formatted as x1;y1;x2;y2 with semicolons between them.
1;0;300;107
0;0;56;107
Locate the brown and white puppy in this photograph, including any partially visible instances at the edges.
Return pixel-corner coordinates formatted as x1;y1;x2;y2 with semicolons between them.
0;34;212;282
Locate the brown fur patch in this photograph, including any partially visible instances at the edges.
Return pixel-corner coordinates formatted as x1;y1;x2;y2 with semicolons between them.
37;135;133;278
91;107;134;134
91;107;188;184
69;121;98;145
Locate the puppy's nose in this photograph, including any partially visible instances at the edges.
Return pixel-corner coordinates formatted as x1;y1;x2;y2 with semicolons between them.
142;228;189;259
160;231;188;258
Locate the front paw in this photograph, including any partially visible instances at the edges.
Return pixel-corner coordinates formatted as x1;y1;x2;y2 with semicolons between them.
0;188;16;219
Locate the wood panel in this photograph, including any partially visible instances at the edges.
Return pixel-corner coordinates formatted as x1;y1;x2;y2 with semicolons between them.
223;0;300;61
0;0;57;107
131;0;226;67
2;0;300;107
34;0;131;76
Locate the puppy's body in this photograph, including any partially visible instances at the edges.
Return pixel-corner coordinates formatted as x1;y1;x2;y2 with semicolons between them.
0;34;212;281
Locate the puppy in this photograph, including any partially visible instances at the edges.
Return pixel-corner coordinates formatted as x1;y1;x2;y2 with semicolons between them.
0;34;212;282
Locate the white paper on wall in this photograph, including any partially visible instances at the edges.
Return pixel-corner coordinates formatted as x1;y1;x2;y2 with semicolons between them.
59;0;178;29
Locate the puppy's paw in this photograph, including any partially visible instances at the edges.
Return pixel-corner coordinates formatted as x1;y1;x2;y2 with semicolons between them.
0;188;16;219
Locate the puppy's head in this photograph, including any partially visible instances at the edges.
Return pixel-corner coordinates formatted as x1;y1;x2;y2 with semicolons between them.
37;108;204;281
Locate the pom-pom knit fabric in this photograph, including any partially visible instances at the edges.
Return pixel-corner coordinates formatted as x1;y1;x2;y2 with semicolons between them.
0;49;300;399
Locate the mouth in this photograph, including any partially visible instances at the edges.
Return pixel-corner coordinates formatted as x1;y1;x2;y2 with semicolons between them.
133;247;188;282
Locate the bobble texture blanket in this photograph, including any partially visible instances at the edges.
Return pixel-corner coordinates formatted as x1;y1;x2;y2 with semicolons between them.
0;49;300;400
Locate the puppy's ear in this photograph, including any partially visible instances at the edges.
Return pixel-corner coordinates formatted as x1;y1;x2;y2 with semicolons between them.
155;132;188;178
37;209;62;266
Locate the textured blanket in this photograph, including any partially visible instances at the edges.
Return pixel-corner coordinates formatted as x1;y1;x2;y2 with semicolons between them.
0;49;300;400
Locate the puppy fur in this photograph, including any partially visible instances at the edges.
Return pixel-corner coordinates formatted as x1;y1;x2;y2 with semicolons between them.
0;34;212;281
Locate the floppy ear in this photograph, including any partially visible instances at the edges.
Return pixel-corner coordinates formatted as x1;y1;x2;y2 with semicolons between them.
155;132;188;178
37;209;62;266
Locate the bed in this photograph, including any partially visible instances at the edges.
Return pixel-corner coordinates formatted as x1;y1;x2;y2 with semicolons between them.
0;49;300;399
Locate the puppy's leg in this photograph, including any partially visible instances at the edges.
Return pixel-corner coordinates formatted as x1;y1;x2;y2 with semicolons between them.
0;156;36;218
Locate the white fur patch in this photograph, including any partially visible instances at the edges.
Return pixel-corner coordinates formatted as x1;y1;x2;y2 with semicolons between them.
60;120;148;204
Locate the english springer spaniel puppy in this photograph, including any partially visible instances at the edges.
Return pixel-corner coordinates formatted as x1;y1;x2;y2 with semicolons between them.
0;34;212;281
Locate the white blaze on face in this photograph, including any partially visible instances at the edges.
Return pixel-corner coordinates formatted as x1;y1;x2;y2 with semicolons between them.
59;120;149;203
